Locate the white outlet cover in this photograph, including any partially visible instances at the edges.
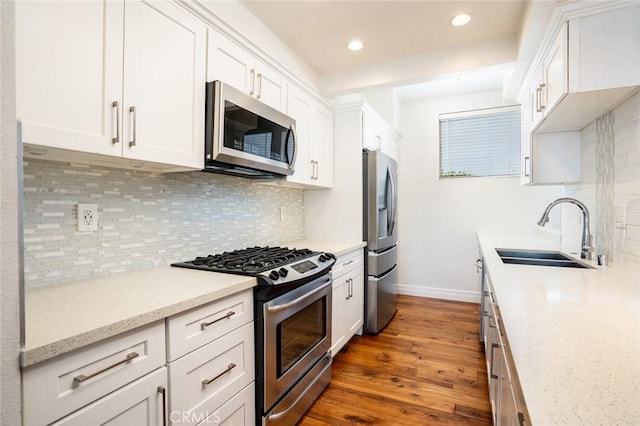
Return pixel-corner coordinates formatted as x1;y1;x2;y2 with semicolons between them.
614;204;626;229
78;204;98;231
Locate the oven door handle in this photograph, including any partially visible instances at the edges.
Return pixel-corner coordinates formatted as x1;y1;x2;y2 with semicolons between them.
265;277;331;314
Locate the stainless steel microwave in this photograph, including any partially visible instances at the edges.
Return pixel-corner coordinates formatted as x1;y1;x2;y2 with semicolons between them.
204;80;297;178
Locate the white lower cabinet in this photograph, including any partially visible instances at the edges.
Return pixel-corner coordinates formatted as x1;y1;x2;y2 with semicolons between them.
22;290;256;426
331;249;365;355
167;322;255;426
481;260;530;425
50;367;167;426
166;290;255;426
22;321;166;426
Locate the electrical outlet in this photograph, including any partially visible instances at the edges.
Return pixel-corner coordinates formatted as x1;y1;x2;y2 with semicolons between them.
280;205;287;221
614;204;626;229
77;204;98;231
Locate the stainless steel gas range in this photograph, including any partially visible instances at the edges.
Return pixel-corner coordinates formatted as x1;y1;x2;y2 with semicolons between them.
172;247;335;426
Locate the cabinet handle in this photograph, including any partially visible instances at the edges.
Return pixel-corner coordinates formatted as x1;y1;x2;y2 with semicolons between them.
349;278;353;298
256;73;262;99
250;69;256;96
314;160;319;179
201;311;235;330
344;278;350;300
157;386;167;426
202;363;236;386
524;156;530;177
518;412;526;426
489;343;499;379
73;352;139;384
112;100;120;144
475;258;482;273
342;260;355;267
129;106;136;147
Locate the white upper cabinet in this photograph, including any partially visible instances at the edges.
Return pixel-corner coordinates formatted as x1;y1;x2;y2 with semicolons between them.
121;1;206;168
362;109;398;161
16;0;123;157
276;85;333;188
533;5;640;133
207;30;287;112
520;4;640;185
16;0;206;170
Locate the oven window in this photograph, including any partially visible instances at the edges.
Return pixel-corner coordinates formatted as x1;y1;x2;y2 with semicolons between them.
277;298;326;377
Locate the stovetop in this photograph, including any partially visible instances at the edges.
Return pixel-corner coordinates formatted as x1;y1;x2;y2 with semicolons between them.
171;246;335;287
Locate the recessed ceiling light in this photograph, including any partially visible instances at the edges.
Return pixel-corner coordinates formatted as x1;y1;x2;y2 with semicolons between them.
451;13;472;27
347;40;364;51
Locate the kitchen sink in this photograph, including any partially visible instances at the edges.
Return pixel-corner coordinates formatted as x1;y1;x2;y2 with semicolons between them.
495;249;595;269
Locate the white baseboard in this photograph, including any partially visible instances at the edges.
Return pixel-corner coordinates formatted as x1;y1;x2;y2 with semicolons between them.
398;284;480;304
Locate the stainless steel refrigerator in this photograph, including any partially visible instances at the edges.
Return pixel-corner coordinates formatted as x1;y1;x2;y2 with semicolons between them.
363;150;398;334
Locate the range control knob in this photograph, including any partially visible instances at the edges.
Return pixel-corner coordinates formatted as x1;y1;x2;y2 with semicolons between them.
318;254;327;262
278;268;288;277
269;270;280;281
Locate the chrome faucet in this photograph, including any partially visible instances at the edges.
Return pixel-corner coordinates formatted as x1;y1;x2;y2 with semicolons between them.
537;198;594;260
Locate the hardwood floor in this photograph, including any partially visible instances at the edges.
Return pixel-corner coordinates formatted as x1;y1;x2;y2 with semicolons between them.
299;295;492;425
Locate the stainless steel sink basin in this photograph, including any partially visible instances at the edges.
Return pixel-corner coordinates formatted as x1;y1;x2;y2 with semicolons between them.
495;248;595;269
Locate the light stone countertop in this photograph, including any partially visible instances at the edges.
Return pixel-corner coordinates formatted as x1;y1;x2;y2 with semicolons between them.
285;240;366;257
22;267;256;367
21;240;364;368
478;233;640;425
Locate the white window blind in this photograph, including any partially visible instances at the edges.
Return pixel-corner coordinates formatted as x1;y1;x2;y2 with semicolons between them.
439;106;521;178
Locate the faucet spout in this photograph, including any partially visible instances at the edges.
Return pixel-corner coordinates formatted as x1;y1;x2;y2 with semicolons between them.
536;198;593;260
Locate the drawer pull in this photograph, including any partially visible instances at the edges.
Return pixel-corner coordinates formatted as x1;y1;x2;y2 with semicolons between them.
200;311;235;330
202;363;236;386
73;352;139;384
342;260;355;266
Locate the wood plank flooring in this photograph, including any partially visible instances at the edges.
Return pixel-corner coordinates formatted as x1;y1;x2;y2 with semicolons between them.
299;295;492;425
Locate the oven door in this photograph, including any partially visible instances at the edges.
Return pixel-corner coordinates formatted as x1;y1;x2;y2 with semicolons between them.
263;274;332;411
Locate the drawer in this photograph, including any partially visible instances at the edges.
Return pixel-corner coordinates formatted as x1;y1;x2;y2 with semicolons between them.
167;289;253;361
50;367;167;426
168;322;255;426
195;382;255;426
23;321;165;426
332;249;364;279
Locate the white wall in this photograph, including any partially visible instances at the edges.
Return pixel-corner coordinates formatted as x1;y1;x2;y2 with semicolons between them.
398;90;563;302
0;0;22;423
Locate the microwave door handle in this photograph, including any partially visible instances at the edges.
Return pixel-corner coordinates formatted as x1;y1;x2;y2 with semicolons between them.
287;125;298;171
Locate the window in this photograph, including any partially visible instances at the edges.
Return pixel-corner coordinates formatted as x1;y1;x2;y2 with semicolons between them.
439;106;521;178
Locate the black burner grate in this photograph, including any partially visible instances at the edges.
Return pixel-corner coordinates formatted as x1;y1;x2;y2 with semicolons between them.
184;246;314;274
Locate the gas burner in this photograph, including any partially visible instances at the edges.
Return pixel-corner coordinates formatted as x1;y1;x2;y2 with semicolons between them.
171;246;334;287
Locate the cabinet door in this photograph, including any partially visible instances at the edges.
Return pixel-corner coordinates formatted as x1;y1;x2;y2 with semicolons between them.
15;0;123;156
285;86;312;185
520;99;532;185
330;279;347;355
254;61;288;111
310;104;334;188
542;23;568;115
122;0;206;169
207;30;255;95
51;367;167;426
344;267;364;338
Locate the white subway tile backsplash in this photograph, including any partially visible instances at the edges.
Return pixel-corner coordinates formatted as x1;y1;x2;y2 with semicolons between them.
23;159;305;289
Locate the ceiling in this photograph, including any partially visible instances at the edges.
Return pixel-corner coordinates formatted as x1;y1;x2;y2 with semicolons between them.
239;0;540;95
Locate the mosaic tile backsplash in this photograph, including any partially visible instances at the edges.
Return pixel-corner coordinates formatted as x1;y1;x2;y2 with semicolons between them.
564;89;640;264
23;159;304;289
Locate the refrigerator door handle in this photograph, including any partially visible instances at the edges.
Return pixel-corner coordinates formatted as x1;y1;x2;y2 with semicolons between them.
388;166;397;237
